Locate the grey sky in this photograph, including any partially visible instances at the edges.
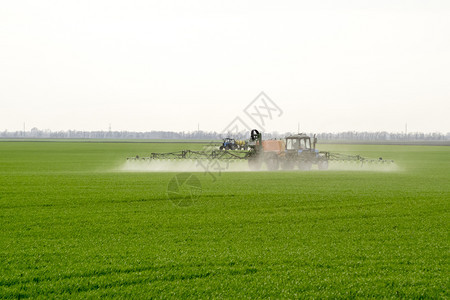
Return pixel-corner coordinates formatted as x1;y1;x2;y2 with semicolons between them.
1;0;449;133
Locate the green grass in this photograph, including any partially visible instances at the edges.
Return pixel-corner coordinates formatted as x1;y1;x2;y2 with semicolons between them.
0;141;448;298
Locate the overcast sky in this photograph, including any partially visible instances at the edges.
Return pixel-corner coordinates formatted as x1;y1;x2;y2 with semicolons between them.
1;0;449;133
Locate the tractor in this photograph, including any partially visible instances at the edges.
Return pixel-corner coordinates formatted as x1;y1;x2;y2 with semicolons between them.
219;138;248;150
219;138;237;150
247;130;329;170
282;133;329;170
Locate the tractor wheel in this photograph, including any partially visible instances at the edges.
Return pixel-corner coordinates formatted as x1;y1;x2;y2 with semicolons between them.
266;155;279;171
299;161;312;171
318;160;329;170
248;157;262;171
219;146;224;150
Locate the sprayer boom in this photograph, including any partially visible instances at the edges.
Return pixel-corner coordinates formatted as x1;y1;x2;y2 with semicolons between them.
126;129;394;171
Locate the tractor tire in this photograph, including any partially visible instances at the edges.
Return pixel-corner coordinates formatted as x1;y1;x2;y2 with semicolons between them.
219;146;224;150
318;160;329;170
299;161;312;171
266;155;279;171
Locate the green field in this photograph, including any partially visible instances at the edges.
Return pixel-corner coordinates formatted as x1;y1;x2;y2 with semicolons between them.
0;141;448;298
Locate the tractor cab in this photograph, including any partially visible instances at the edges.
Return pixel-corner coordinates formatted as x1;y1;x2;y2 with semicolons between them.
285;134;314;152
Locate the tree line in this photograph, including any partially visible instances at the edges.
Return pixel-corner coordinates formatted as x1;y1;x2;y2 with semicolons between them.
1;128;448;141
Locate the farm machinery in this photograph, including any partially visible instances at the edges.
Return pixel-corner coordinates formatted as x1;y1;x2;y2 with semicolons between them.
219;138;248;150
127;129;393;170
